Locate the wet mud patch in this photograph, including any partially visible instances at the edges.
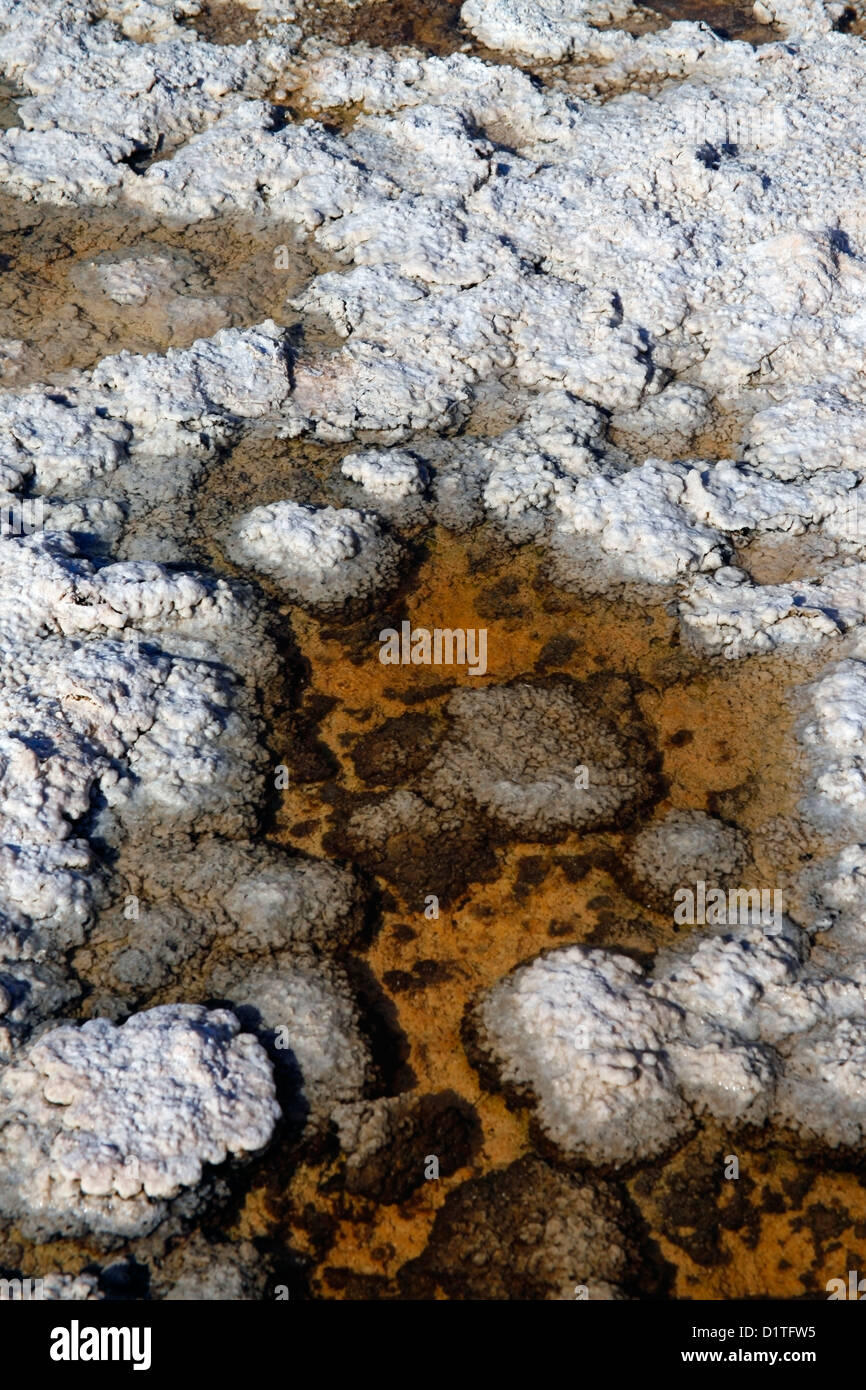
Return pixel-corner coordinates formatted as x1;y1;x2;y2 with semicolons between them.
190;0;262;43
290;0;466;53
194;0;777;55
630;1129;866;1298
193;0;467;51
735;530;846;586
0;79;21;131
646;0;779;42
0;196;317;384
265;519;811;949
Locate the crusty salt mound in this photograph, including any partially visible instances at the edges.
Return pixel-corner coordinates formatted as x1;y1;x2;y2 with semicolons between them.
340;449;428;502
397;1156;657;1300
465;596;866;1176
625;809;751;912
207;957;375;1131
0;1005;280;1240
230;500;404;612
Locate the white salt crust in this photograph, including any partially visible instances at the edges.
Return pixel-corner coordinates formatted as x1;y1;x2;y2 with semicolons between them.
340;448;428;501
625;809;750;908
229;499;403;611
3;3;866;627
0;1004;280;1238
207;958;374;1125
1;0;866;1236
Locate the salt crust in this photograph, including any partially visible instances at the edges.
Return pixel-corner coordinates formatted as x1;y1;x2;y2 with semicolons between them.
2;0;866;1224
475;657;866;1164
346;679;653;855
0;1004;280;1237
0;320;360;1233
207;958;375;1125
229;499;403;611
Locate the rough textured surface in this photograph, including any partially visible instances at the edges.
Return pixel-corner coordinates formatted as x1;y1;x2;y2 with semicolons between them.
336;676;657;901
0;1005;280;1239
625;809;751;911
397;1157;655;1300
230;500;403;612
3;0;866;1304
334;1091;479;1202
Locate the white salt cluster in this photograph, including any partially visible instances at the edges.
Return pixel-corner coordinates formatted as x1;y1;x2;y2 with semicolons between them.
0;1005;280;1238
679;565;866;658
625;809;750;910
0;0;296;202
461;0;649;61
474;918;865;1164
340;449;428;502
207;959;375;1126
798;657;866;846
230;500;403;611
0;319;290;492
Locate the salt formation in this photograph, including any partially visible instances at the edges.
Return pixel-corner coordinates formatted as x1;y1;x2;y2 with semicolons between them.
0;1005;280;1239
340;449;428;502
207;959;375;1128
398;1157;653;1300
625;810;751;912
0;0;865;1297
461;0;646;60
230;501;403;612
469;652;866;1166
341;678;656;898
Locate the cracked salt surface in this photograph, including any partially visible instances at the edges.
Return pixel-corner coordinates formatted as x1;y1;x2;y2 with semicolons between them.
1;0;866;1298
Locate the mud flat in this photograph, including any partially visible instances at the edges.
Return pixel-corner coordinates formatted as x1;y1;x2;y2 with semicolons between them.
2;0;866;1303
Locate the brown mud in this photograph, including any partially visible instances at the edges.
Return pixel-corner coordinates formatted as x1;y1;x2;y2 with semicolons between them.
219;522;858;1300
0;197;317;385
194;0;779;52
